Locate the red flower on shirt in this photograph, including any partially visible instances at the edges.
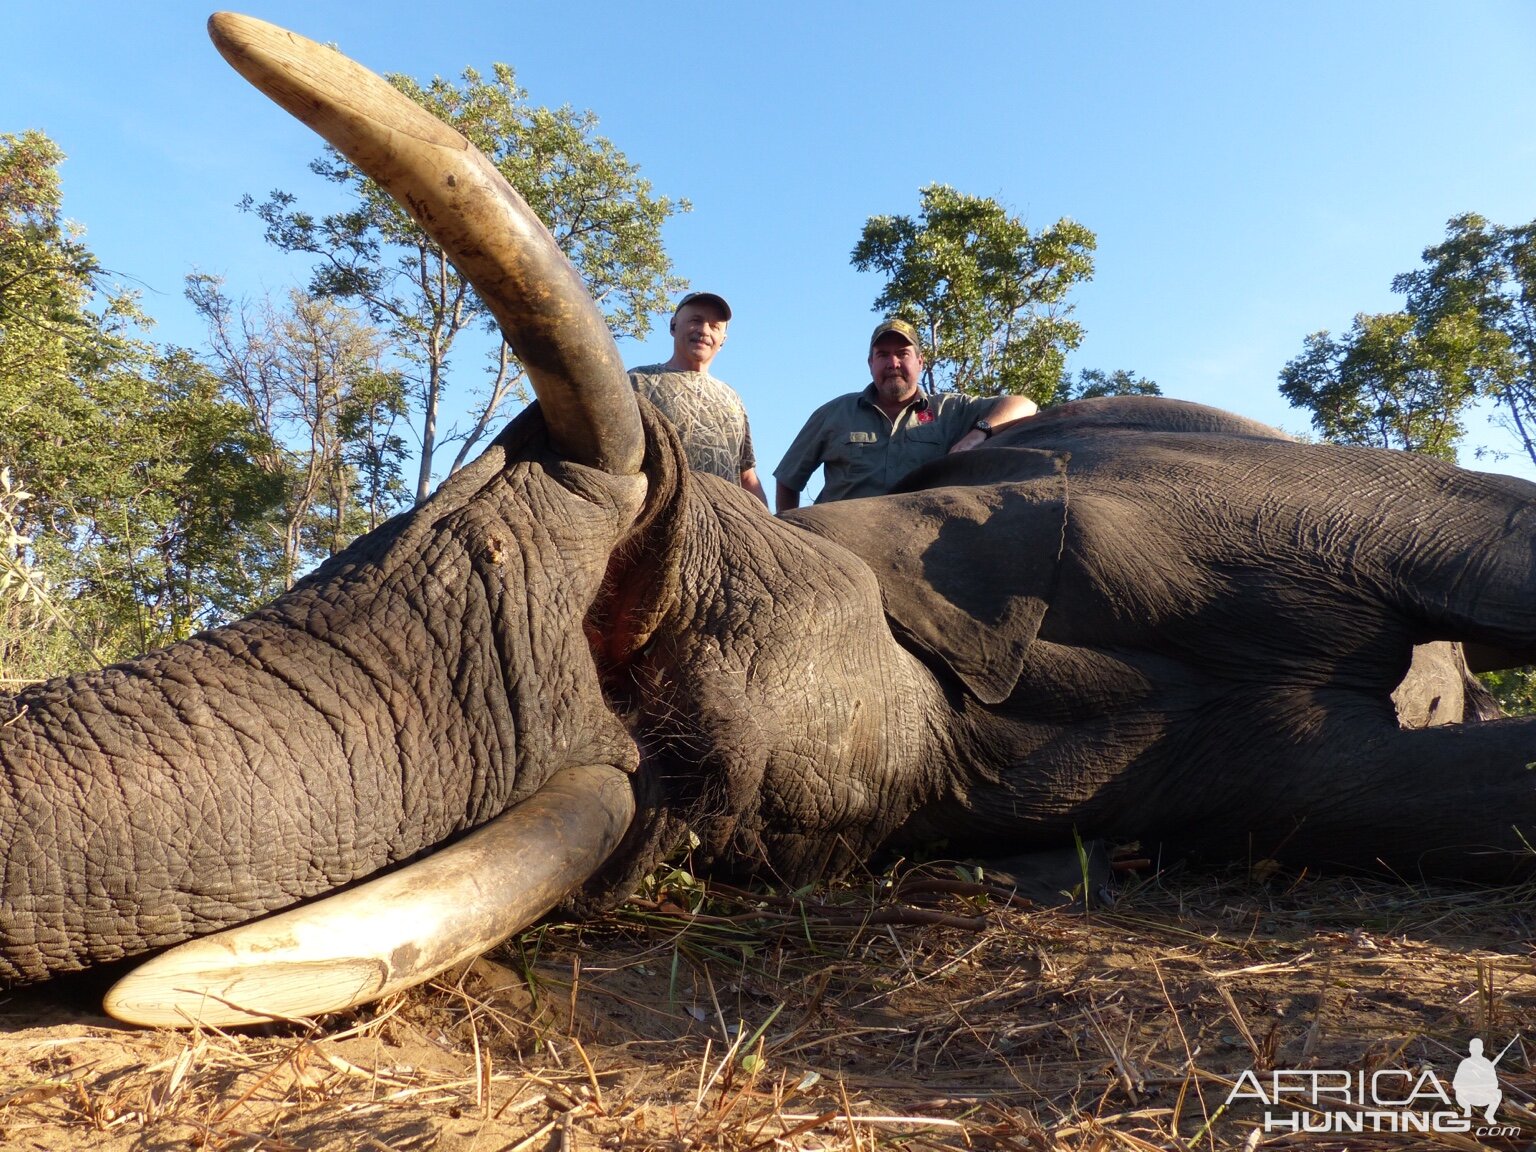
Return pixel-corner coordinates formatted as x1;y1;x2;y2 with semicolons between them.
916;409;933;424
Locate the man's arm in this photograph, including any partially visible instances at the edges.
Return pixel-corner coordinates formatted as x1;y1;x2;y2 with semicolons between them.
775;405;835;513
987;394;1038;426
948;394;1039;453
740;468;770;509
735;421;770;510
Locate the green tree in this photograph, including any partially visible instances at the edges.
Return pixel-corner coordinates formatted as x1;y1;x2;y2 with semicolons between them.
1392;213;1536;472
1480;666;1536;716
3;333;283;670
188;276;408;587
1;132;283;677
244;63;687;503
67;348;286;652
0;468;99;682
1057;367;1161;402
0;131;100;397
338;369;410;538
1277;310;1497;460
851;184;1097;403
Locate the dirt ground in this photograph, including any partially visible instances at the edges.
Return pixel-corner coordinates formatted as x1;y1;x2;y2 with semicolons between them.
2;861;1533;1151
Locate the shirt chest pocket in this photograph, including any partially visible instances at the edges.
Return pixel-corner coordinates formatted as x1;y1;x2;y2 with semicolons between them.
901;425;947;448
828;430;880;467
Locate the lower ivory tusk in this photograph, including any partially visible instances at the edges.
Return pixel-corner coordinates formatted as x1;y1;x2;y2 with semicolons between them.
103;764;634;1027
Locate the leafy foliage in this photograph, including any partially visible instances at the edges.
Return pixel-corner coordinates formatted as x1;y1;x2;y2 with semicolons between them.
1280;212;1536;468
1;133;286;677
1057;367;1162;403
1480;666;1536;717
243;63;688;502
187;275;408;587
0;132;100;390
66;348;286;649
0;468;103;681
1392;213;1536;473
852;185;1096;403
1277;309;1497;459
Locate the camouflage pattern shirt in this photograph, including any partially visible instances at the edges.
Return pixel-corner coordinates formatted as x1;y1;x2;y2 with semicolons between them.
628;365;756;481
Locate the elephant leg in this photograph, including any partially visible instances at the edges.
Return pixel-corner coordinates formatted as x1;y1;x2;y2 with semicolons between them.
1181;692;1536;881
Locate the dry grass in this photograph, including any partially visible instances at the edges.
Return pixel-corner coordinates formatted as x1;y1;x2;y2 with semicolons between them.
2;859;1533;1151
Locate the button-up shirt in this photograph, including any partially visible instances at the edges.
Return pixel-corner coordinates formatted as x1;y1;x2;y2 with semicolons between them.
775;384;995;502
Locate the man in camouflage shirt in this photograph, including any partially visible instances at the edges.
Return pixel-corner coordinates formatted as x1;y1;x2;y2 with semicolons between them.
628;292;768;508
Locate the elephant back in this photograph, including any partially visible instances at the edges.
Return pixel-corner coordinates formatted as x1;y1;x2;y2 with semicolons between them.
999;395;1291;444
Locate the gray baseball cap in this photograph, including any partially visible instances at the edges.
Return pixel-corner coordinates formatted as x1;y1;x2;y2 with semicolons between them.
674;291;732;320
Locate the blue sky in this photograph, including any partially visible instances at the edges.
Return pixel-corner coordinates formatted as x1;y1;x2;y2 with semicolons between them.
7;2;1536;496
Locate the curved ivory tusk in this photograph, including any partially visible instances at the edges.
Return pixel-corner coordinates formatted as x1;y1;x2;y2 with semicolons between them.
103;764;634;1028
207;12;644;475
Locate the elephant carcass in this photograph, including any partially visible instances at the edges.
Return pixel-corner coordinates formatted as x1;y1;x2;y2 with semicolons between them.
3;14;1536;1029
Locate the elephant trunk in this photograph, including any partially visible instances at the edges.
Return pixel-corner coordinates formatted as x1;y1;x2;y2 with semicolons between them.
0;439;648;1020
207;12;644;476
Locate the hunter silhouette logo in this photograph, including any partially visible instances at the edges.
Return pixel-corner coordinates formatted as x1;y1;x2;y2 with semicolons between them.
1225;1035;1523;1137
1453;1036;1515;1123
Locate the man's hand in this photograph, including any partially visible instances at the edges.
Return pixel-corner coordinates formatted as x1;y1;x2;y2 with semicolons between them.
950;395;1039;453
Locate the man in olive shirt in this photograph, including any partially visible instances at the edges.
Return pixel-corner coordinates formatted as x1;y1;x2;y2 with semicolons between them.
629;292;769;508
774;319;1037;510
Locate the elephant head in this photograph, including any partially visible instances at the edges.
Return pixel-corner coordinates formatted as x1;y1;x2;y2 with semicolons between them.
1;13;668;1024
3;14;1534;1029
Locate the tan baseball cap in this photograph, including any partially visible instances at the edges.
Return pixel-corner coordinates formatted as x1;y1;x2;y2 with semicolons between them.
674;291;732;320
869;318;921;351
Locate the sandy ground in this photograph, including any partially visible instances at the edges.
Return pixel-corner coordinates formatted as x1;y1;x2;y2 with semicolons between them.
2;863;1533;1151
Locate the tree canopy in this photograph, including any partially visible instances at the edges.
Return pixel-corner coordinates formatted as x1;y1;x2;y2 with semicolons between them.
1058;367;1161;402
187;276;409;588
1278;310;1494;460
1280;212;1534;469
852;185;1097;403
1392;213;1536;472
244;63;688;502
1;132;283;677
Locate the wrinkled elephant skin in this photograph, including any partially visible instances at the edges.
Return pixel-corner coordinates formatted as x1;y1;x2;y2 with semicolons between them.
1;14;1533;1025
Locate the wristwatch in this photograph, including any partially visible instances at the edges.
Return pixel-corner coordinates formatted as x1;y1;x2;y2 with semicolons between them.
972;419;994;438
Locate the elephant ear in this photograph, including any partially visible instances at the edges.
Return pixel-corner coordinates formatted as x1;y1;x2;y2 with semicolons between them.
787;449;1067;704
